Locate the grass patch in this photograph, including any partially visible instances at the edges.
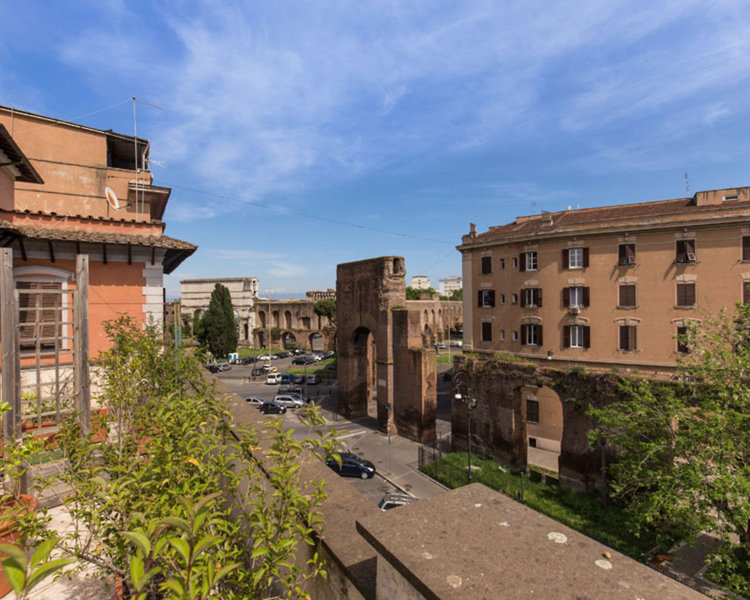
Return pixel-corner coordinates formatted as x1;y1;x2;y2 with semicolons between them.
422;453;658;559
288;358;337;375
436;351;463;364
237;348;279;358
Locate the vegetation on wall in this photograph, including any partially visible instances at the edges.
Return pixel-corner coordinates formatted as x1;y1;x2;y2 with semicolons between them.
4;316;337;599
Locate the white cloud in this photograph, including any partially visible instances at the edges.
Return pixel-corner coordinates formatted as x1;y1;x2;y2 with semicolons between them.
209;249;283;261
269;262;305;278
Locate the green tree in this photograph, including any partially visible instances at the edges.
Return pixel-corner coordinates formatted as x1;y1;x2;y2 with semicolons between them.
406;286;436;300
313;298;336;325
589;305;750;596
198;284;238;357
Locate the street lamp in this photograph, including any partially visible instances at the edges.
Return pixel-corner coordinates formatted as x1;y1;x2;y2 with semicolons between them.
453;371;477;484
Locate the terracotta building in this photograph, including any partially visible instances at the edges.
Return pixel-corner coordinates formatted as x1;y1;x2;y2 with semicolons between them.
459;187;750;375
0;105;195;360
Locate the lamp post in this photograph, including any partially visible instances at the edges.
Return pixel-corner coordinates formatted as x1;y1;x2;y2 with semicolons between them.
453;371;477;484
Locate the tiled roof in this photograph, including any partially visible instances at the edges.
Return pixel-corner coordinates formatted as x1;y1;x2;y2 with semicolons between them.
471;197;750;244
12;223;196;251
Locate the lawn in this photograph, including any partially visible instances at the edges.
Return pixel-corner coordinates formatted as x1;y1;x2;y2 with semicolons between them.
436;350;463;364
288;358;336;375
422;452;658;559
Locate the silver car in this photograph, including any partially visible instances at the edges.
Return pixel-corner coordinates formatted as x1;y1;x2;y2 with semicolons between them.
273;394;304;408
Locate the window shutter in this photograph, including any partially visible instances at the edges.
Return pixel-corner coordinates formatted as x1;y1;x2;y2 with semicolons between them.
582;247;589;268
519;253;526;272
562;249;569;268
536;288;543;307
743;237;750;261
562;287;570;307
520;288;526;307
477;290;482;307
537;326;543;346
618;244;626;265
676;241;686;263
488;290;495;307
520;324;527;345
626;244;635;263
583;326;591;348
563;325;570;348
629;326;637;350
619;326;627;350
582;287;590;307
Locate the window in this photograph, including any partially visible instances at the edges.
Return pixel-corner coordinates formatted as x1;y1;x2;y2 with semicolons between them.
511;293;518;304
520;287;542;308
563;286;590;308
520;324;542;346
512;330;518;341
743;237;750;261
477;289;495;307
563;325;590;349
520;251;537;272
17;280;65;351
512;257;518;268
526;399;539;423
744;282;750;305
500;294;506;305
676;326;689;354
676;283;696;307
619;325;637;351
481;256;492;274
501;258;506;269
676;239;696;263
563;247;589;269
619;284;636;308
500;330;506;341
618;243;636;266
481;322;492;342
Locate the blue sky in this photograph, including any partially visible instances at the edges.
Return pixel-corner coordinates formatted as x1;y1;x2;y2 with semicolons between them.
3;1;750;299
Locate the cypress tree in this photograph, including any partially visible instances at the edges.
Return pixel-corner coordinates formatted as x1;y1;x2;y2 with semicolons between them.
198;283;238;357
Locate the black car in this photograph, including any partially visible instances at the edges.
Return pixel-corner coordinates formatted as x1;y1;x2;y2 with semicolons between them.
325;452;376;479
292;355;317;365
239;356;257;365
259;401;287;415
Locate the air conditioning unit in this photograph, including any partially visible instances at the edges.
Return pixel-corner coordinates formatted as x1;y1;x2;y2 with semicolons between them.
569;305;580;315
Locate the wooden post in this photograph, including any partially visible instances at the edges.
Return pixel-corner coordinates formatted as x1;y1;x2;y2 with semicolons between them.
1;248;17;442
74;254;90;434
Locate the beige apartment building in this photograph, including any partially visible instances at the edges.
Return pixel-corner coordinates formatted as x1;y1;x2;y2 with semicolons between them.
459;186;750;375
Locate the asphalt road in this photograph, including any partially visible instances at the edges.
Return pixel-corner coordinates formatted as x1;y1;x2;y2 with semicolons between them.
214;356;402;507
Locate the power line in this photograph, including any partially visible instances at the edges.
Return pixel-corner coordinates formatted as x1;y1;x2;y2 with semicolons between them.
71;99;132;121
163;182;455;246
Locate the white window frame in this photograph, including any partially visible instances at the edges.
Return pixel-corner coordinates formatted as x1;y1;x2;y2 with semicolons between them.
568;248;583;269
525;324;539;346
512;330;518;341
525;251;538;271
570;325;583;348
569;286;582;307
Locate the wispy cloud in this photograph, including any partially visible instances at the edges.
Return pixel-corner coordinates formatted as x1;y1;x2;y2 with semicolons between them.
269;262;305;278
48;1;750;220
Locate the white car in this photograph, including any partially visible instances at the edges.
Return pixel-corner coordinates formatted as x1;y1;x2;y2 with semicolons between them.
245;397;264;408
266;373;281;385
273;394;304;408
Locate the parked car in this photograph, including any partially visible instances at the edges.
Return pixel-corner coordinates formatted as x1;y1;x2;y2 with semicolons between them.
257;354;272;361
273;395;304;409
325;452;376;479
292;355;316;365
251;367;266;377
322;351;335;359
239;356;257;365
275;351;292;358
266;373;282;385
291;374;305;384
259;401;287;415
208;363;231;373
245;397;264;408
291;348;304;355
280;373;294;384
306;374;321;385
279;385;303;396
378;493;416;511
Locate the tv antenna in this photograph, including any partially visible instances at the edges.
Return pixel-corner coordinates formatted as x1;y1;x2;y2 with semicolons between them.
132;97;162;220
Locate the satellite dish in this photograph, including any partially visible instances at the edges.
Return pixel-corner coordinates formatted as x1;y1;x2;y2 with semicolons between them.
104;186;122;211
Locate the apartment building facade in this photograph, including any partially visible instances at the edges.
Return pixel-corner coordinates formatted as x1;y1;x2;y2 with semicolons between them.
459;187;750;374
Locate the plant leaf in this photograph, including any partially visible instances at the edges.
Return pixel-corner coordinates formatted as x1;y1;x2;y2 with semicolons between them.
123;531;151;557
26;557;75;592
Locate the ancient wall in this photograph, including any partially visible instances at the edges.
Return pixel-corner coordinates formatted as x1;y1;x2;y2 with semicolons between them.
451;357;625;491
254;298;335;351
337;257;405;424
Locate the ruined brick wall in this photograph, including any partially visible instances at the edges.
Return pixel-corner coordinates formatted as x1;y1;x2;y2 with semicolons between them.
336;257;405;422
451;358;624;491
392;309;436;443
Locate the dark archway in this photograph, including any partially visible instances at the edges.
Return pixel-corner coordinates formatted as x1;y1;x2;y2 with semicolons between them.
352;327;376;419
282;332;297;349
284;310;292;329
258;310;266;328
309;332;324;351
